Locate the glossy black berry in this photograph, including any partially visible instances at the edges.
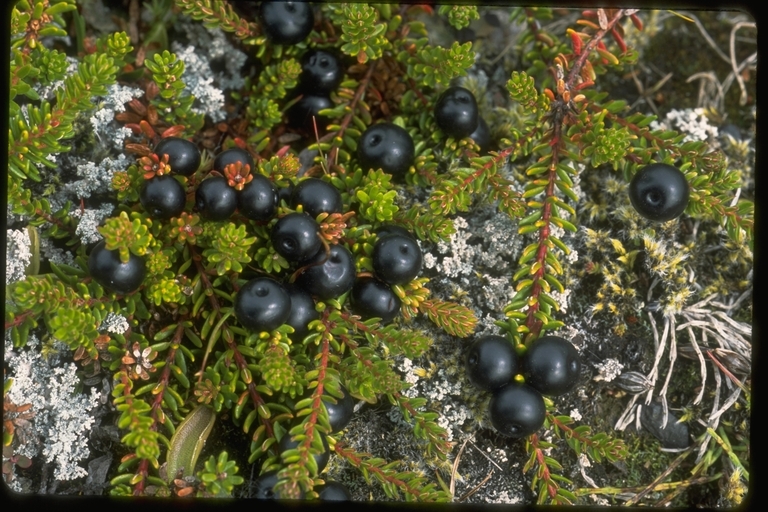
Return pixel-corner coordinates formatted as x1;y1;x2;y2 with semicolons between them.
316;481;352;501
469;116;491;153
278;430;330;473
300;49;343;94
522;336;581;397
153;137;201;176
434;86;479;139
324;385;355;433
259;1;314;45
284;283;319;341
372;233;422;285
466;335;519;391
350;276;401;324
213;147;254;175
295;244;356;300
271;212;323;263
195;176;237;221
286;94;333;133
88;240;146;294
489;383;546;438
234;277;291;332
375;224;415;241
357;123;415;177
140;175;186;220
237;174;278;221
628;163;690;222
291;178;343;219
253;470;305;499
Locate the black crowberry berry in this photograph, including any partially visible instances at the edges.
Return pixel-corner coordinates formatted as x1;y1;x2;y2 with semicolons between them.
213;147;254;175
434;86;479;139
469;116;491;153
237;174;278;221
357;123;415;177
350;276;401;324
324;385;355;433
465;335;519;391
140;175;186;220
300;49;343;94
628;163;690;222
489;383;546;438
372;233;422;285
316;481;352;501
252;470;305;499
522;335;581;397
295;244;356;300
234;277;291;332
284;283;319;341
291;177;343;219
286;94;333;133
259;1;314;45
271;212;323;263
278;430;330;473
88;240;146;294
195;176;237;221
153;137;201;176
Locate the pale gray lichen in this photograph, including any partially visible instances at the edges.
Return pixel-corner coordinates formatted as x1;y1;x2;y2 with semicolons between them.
71;204;114;245
650;107;719;143
171;42;228;123
5;335;102;484
593;358;625;382
6;228;32;285
64;153;131;199
100;312;129;335
39;234;76;267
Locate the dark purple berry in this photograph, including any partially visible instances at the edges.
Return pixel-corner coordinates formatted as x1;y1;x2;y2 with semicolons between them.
88;240;146;294
213;147;254;175
316;481;352;501
287;94;333;133
271;212;323;263
372;233;422;285
466;335;519;391
195;176;237;221
278;430;330;473
350;276;401;324
628;163;690;222
259;1;314;46
489;383;546;438
140;175;186;220
324;385;355;433
295;244;356;300
300;49;343;94
291;178;343;219
238;175;278;221
253;470;306;499
469;116;491;152
522;335;581;397
357;123;415;177
284;283;319;341
434;86;479;139
234;277;291;332
153;137;201;176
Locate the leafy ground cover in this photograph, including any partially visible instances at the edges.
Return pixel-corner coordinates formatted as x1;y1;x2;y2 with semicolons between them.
4;2;754;507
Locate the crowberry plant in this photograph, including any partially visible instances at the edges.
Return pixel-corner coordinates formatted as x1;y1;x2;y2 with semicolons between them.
5;2;753;507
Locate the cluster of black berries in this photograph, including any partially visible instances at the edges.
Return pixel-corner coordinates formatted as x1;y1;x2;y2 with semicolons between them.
465;335;581;438
350;225;423;324
253;384;355;500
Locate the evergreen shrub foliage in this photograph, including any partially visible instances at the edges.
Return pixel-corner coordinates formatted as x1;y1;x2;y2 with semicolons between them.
5;2;752;505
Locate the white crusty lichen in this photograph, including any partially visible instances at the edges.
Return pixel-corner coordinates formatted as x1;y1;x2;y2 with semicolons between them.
171;41;229;123
100;312;130;335
6;228;32;285
650;108;719;143
64;153;132;200
71;204;114;245
5;335;102;485
593;358;625;382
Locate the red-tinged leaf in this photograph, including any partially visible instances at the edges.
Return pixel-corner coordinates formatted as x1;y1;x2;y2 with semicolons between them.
630;13;643;31
611;27;627;53
161;125;186;138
